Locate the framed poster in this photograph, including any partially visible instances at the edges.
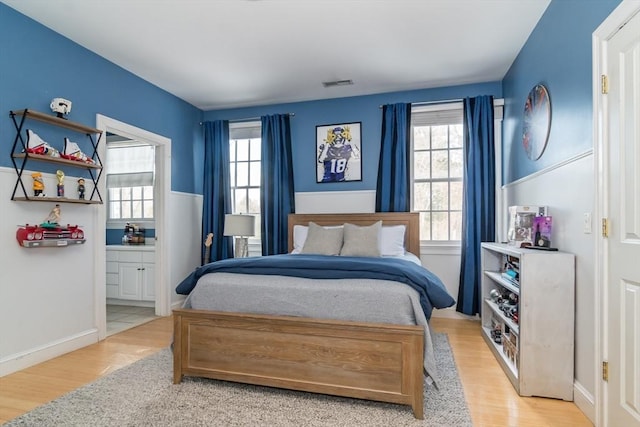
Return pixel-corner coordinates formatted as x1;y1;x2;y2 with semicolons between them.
522;84;551;160
316;122;362;183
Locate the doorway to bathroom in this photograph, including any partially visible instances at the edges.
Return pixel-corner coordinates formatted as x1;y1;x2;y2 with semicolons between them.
94;115;171;340
105;135;156;335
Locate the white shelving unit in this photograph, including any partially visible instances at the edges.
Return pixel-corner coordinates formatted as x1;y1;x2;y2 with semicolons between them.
480;242;575;401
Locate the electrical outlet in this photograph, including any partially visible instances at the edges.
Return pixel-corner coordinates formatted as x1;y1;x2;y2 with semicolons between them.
583;212;592;234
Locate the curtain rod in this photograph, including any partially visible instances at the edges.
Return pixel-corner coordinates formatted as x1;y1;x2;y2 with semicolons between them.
200;112;295;125
379;98;504;108
379;99;462;108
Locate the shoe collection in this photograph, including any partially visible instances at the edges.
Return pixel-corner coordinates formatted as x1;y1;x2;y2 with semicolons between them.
62;137;95;164
26;129;60;157
26;130;95;164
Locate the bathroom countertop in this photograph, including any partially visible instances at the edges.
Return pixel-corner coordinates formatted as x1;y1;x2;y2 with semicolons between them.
106;245;155;251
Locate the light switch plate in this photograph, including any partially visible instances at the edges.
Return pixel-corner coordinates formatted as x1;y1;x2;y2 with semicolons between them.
583;212;592;234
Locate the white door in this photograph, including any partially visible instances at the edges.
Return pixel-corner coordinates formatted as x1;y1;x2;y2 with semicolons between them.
142;263;156;301
605;7;640;427
118;264;142;300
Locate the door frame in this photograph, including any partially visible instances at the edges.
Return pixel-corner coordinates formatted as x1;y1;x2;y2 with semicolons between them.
94;115;172;340
593;1;640;425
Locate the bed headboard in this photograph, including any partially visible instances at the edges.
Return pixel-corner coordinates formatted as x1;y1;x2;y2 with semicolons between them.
288;212;420;257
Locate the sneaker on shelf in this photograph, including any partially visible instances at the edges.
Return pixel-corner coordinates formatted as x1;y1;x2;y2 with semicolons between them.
26;129;60;157
62;138;95;164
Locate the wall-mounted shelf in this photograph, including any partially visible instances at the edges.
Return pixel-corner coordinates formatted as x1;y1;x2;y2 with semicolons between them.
9;109;104;204
11;109;101;134
12;196;102;205
12;153;102;169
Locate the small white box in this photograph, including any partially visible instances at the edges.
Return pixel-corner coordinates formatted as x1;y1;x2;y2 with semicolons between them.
507;206;548;246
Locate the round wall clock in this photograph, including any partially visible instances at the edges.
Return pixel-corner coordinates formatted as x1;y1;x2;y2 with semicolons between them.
522;84;551;160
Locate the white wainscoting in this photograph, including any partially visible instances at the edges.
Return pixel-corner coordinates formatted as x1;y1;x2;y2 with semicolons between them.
0;167;100;375
168;191;202;307
503;150;596;419
295;190;376;213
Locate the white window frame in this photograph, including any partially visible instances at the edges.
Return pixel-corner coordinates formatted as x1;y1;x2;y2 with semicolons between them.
410;100;504;254
229;121;262;244
105;142;156;228
411;102;464;247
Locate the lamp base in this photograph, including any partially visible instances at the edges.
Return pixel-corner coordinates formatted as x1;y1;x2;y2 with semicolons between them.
234;237;249;258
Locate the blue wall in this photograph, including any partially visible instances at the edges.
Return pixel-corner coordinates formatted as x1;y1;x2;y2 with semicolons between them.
7;0;617;194
0;3;203;194
502;0;621;184
203;82;502;194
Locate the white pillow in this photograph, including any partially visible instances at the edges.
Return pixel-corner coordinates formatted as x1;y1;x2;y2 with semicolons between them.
291;225;308;254
380;225;406;256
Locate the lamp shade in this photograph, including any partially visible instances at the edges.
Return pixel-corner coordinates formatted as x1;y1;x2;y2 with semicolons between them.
223;214;255;237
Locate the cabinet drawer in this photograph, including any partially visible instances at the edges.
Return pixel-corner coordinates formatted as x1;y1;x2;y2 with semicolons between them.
118;251;144;263
106;272;119;286
106;261;119;274
106;250;118;262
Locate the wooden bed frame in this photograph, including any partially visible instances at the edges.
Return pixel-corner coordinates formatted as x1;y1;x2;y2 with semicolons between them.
173;212;425;419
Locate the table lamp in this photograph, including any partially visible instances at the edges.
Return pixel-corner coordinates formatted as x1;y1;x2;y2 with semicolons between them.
223;214;255;257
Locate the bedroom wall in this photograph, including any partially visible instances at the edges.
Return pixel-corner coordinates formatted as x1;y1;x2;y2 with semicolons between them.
0;4;203;374
202;82;502;194
501;0;621;421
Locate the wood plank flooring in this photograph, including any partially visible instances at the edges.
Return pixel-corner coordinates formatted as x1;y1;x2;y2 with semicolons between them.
0;316;592;426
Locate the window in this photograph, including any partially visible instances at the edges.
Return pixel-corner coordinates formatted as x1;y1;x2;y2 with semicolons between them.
229;122;261;237
106;143;155;221
411;105;464;242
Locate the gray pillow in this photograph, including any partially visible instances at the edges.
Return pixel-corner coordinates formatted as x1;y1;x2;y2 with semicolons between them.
340;221;382;257
300;222;344;255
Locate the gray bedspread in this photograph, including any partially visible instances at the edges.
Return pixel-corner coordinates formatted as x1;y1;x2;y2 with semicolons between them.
183;272;440;384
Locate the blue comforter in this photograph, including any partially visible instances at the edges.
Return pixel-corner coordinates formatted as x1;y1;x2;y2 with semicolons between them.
176;254;455;319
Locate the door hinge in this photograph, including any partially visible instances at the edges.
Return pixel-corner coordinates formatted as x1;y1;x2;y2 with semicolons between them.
603;361;609;381
601;75;609;94
602;218;610;237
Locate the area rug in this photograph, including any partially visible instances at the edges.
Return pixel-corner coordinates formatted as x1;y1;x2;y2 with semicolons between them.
6;333;472;427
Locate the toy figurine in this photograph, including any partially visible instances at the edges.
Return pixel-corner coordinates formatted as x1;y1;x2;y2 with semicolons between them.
77;178;86;200
56;170;65;197
31;172;45;196
44;204;61;225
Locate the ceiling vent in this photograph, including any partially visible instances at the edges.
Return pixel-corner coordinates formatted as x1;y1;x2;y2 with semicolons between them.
322;79;354;88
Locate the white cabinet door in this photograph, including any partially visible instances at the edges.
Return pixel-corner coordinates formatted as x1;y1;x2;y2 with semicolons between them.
118;264;142;300
142;263;155;301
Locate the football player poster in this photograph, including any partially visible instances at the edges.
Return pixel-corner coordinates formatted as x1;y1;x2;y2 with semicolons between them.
316;122;362;183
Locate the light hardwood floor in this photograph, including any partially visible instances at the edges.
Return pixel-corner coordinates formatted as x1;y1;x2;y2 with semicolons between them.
0;316;592;426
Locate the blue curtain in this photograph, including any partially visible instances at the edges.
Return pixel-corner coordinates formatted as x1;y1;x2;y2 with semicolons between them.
457;96;495;315
376;103;411;212
202;120;233;262
260;114;295;255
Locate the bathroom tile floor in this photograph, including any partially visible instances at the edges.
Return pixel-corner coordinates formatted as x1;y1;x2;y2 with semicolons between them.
106;304;158;336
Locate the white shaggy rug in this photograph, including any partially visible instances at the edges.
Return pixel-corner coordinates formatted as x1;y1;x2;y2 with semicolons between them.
6;333;472;427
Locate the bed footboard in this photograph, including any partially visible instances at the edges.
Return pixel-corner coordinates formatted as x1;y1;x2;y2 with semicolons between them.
173;308;425;419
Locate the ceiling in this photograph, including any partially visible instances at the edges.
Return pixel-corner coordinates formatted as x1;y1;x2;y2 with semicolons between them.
2;0;551;111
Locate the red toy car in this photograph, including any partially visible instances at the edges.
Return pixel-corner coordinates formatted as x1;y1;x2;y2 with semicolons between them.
16;223;85;248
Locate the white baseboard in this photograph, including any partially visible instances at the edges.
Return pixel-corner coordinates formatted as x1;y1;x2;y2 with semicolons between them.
0;329;99;377
106;299;155;308
573;380;596;424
